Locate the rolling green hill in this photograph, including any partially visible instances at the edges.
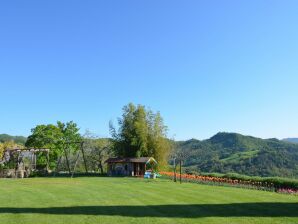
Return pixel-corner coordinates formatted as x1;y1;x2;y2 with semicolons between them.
177;132;298;178
0;134;27;145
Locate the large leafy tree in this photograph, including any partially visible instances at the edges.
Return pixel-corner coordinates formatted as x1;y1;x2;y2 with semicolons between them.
25;121;82;171
110;103;171;168
25;124;63;162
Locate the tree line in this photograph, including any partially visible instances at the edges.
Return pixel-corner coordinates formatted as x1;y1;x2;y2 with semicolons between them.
1;103;172;173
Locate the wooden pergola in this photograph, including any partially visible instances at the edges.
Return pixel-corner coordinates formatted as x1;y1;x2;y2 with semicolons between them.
1;141;88;178
3;148;50;173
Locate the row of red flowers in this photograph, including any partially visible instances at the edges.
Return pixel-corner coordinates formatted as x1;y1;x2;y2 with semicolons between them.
159;171;298;195
277;188;298;195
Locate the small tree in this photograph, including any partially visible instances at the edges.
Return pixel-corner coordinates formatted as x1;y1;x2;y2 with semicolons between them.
83;131;112;174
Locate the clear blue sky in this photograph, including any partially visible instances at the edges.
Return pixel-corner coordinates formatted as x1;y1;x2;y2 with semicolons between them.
0;1;297;140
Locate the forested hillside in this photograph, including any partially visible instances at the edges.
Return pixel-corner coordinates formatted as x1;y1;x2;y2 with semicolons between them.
0;134;26;145
177;132;298;178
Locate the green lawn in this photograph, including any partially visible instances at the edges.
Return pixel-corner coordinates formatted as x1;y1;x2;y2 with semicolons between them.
0;177;297;224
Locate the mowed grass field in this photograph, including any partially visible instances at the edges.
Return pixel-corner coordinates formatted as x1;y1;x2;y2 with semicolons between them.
0;177;297;224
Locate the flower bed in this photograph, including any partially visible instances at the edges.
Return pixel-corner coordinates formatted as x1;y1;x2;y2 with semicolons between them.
160;171;298;195
277;188;298;195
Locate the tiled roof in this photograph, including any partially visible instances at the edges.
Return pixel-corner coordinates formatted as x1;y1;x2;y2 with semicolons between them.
105;157;153;163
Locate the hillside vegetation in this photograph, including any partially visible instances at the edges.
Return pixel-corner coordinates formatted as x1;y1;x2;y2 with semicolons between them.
177;132;298;178
0;134;26;145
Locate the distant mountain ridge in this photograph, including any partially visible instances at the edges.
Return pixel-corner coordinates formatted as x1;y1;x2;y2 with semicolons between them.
283;138;298;144
176;132;298;178
0;134;27;145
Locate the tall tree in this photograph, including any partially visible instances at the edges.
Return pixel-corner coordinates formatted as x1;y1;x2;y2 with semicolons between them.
147;111;171;168
110;103;171;169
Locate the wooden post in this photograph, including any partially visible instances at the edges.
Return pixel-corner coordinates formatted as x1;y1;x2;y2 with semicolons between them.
15;151;20;178
180;160;182;184
31;152;34;170
71;151;81;178
63;147;71;174
80;142;88;174
34;152;37;170
136;163;139;176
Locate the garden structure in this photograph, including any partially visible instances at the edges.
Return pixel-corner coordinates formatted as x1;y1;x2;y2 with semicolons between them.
0;148;50;178
106;157;157;177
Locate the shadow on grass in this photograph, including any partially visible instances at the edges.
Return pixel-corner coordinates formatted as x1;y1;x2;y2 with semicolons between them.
0;203;297;218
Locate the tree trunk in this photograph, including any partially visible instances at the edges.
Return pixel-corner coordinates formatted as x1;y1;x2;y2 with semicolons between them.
99;161;104;175
46;150;50;172
54;156;62;177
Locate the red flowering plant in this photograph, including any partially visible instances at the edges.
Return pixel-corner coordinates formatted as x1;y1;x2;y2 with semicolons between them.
159;171;298;195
